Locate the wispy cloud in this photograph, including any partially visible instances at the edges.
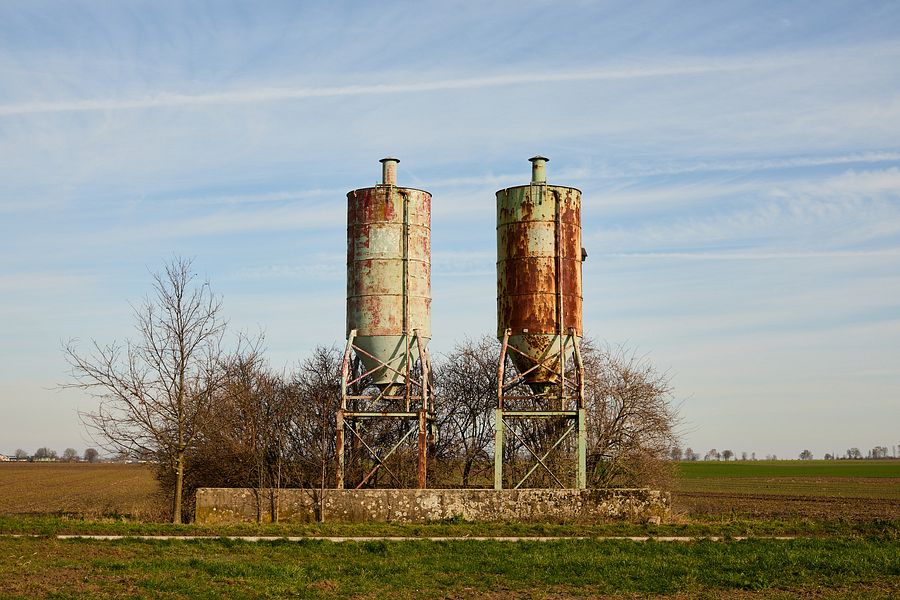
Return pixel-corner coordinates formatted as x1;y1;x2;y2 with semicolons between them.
589;167;900;252
116;204;344;242
603;249;900;261
0;58;788;117
587;151;900;179
231;260;343;281
161;188;342;206
3;1;900;457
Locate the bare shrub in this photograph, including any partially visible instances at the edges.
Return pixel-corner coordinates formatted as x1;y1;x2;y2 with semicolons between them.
281;346;341;488
581;340;680;489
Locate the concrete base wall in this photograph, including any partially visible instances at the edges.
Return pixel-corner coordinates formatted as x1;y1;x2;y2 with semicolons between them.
195;488;670;524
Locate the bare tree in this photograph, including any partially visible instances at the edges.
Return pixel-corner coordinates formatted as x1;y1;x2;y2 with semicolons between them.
34;447;57;460
83;448;100;463
64;257;226;523
722;449;734;461
426;336;680;489
432;336;497;487
799;449;813;460
186;336;680;494
871;446;889;459
283;346;341;493
428;336;679;489
62;448;79;462
14;449;28;460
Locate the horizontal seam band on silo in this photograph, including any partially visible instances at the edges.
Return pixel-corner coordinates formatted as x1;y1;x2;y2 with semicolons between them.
349;294;432;299
496;185;584;192
497;292;582;298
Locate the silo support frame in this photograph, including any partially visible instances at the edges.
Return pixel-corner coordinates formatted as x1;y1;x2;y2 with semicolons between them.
336;329;433;490
493;409;586;490
494;327;587;490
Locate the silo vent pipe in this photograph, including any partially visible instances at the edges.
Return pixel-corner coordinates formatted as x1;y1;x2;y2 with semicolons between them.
380;157;399;186
529;155;549;184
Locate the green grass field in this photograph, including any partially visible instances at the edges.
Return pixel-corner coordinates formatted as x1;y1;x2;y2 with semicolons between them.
677;460;900;479
3;514;898;539
1;536;898;599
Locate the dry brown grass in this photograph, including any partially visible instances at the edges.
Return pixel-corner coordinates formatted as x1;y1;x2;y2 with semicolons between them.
0;462;165;519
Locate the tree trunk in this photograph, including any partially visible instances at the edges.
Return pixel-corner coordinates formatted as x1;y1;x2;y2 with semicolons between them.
173;451;185;524
462;455;473;488
274;453;282;523
256;464;264;524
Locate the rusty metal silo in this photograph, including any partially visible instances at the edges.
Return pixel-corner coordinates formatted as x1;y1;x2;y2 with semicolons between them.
496;156;583;394
346;157;431;392
338;157;434;490
494;156;587;490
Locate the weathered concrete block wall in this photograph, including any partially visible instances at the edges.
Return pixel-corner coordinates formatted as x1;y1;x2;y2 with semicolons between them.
195;488;670;524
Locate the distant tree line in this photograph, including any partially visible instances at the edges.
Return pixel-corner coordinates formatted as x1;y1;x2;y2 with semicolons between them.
4;447;101;462
63;257;682;523
669;446;898;461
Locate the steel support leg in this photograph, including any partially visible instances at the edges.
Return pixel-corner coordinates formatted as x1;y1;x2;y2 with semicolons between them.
494;408;504;490
577;408;587;489
417;409;427;489
335;409;345;489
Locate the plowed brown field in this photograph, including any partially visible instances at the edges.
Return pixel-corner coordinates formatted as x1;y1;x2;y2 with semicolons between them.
0;462;164;519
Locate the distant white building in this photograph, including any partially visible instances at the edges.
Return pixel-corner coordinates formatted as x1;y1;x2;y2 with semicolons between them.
0;454;9;462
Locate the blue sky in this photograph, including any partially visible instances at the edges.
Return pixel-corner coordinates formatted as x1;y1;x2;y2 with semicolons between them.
1;1;898;459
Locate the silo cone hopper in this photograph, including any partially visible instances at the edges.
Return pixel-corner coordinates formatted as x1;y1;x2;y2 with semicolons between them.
505;334;576;396
351;333;422;396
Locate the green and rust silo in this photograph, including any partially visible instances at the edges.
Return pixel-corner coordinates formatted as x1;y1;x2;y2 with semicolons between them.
496;156;583;394
346;158;431;394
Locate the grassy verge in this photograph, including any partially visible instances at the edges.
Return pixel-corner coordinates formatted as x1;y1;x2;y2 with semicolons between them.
676;460;900;479
1;536;897;599
1;514;897;540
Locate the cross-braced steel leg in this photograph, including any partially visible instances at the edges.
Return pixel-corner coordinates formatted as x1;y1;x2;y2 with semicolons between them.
495;327;587;489
337;329;433;489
